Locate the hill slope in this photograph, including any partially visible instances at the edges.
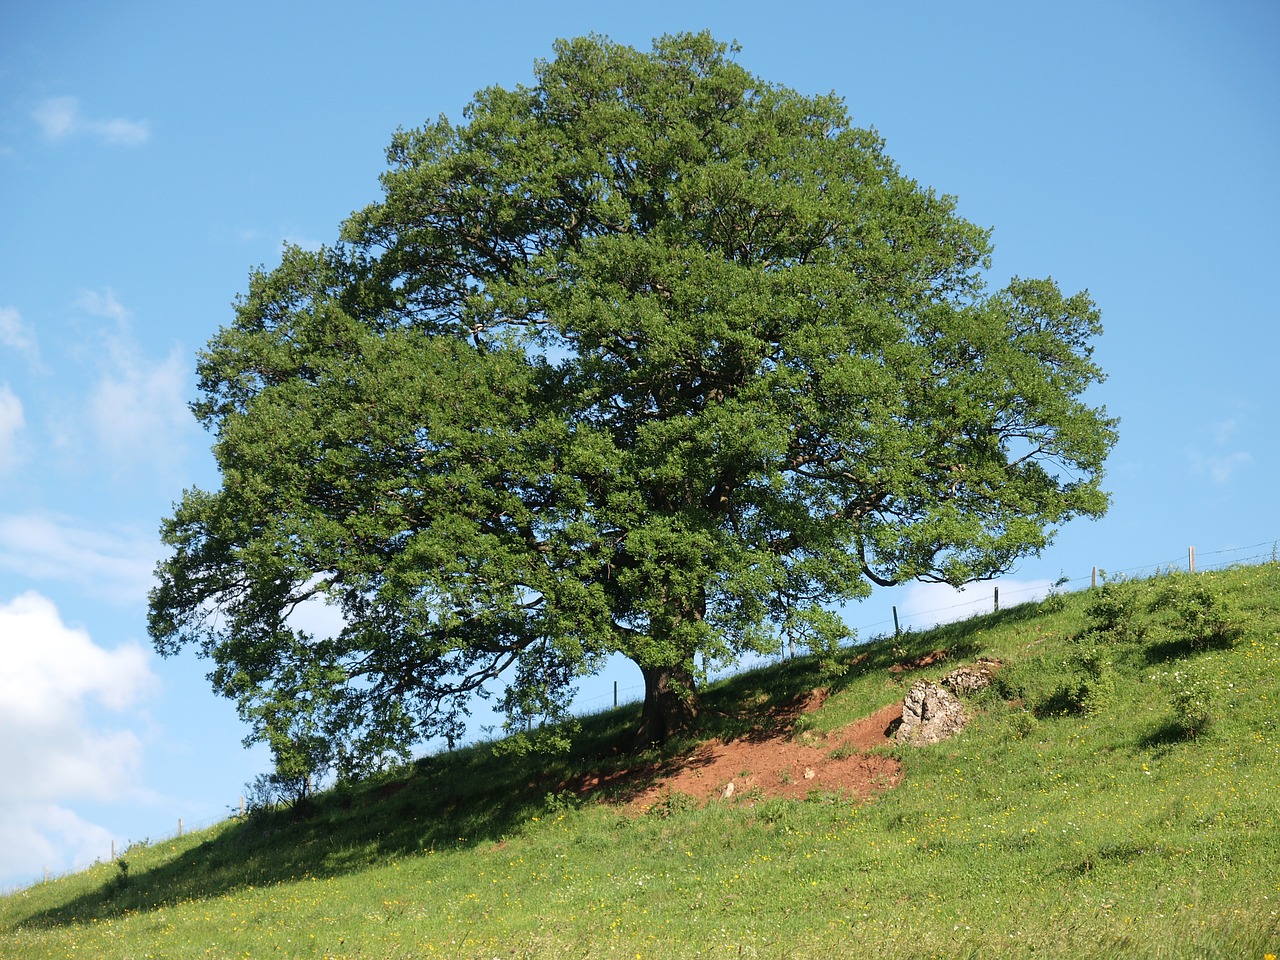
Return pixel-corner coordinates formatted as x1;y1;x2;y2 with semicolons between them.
4;564;1280;958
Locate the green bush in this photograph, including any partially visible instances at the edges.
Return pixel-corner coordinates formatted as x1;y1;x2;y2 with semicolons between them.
1007;708;1038;740
1070;642;1117;716
1039;588;1068;614
1082;575;1147;643
1149;573;1248;650
1166;668;1216;737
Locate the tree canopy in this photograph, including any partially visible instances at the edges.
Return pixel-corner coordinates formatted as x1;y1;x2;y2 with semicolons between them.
149;32;1117;771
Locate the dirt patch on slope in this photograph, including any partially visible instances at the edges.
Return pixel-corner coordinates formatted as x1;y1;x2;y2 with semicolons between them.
566;651;996;812
564;697;904;813
626;702;903;811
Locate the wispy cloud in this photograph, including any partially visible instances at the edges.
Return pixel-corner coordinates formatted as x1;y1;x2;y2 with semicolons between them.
32;96;150;147
1189;417;1253;484
71;288;198;472
88;345;192;463
0;805;115;891
0;386;24;471
0;591;156;887
0;513;158;605
0;306;40;363
1191;450;1253;484
75;288;133;325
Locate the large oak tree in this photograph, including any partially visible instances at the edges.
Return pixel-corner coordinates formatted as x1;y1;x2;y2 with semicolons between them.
150;33;1116;770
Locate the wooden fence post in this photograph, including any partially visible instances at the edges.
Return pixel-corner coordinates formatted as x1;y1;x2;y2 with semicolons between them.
994;587;999;612
892;606;901;638
1189;546;1196;573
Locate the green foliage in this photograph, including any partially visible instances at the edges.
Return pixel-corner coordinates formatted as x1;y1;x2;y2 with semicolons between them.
1006;707;1038;739
1069;641;1118;716
541;789;582;815
1039;587;1068;614
999;639;1117;719
1083;570;1251;661
149;31;1116;764
1148;571;1249;651
1082;574;1147;643
645;789;697;819
1165;667;1216;738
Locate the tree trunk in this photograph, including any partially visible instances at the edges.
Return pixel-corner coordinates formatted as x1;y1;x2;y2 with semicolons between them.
635;661;699;745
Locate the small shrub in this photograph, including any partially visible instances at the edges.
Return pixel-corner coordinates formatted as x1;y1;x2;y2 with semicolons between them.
1039;588;1067;614
1070;642;1117;716
827;741;859;761
104;858;129;897
1007;708;1037;740
646;789;696;818
1150;573;1248;651
1083;575;1146;644
755;798;795;826
543;789;582;814
242;772;283;816
992;651;1061;713
1167;668;1216;738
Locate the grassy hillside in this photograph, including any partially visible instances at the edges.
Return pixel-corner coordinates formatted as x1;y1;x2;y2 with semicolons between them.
4;563;1280;958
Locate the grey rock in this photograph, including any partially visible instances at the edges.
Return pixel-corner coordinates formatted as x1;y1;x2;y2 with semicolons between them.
941;658;999;695
896;680;967;745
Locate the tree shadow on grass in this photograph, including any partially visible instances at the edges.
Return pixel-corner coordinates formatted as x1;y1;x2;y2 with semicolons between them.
15;707;644;929
1136;719;1195;752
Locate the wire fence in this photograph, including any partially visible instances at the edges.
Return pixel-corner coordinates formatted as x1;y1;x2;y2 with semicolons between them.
889;538;1279;630
9;537;1277;895
4;810;231;897
567;538;1280;713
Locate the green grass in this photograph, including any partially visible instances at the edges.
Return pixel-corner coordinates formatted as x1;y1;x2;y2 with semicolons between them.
5;564;1280;958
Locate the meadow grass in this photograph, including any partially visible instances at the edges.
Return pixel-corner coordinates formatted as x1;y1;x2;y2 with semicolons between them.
4;564;1280;958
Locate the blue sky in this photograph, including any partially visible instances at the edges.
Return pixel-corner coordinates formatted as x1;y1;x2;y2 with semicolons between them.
1;0;1276;889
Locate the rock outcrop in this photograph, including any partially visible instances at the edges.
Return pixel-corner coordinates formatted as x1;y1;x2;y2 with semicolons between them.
895;680;967;745
941;658;999;695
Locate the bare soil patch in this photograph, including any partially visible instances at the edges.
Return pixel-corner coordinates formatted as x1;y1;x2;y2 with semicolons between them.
631;702;902;811
567;696;904;812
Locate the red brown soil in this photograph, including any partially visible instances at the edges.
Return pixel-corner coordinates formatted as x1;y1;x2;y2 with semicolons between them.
567;693;904;813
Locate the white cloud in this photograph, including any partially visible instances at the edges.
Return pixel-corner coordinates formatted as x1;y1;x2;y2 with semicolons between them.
1188;417;1254;484
0;805;114;890
75;288;132;325
0;306;40;362
895;577;1053;630
33;96;150;147
0;514;157;604
0;592;156;886
1192;450;1253;484
0;592;154;721
89;344;193;462
0;385;23;470
70;288;198;469
1211;418;1240;444
32;96;80;140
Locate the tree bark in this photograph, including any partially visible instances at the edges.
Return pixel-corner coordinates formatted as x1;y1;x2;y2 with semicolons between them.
635;661;699;745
